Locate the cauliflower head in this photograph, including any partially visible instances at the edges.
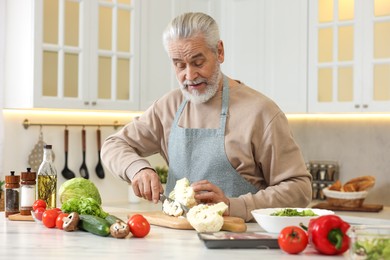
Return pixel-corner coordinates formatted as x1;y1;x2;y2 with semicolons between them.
162;199;184;217
186;202;228;232
168;178;197;208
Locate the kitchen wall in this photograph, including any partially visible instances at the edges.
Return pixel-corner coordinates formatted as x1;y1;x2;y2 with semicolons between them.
0;110;166;205
289;116;390;206
1;111;389;207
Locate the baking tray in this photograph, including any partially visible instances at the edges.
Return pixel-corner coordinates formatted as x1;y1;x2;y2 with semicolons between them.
198;232;279;249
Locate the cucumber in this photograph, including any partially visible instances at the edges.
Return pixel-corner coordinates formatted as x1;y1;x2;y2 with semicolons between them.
79;215;111;237
105;214;125;226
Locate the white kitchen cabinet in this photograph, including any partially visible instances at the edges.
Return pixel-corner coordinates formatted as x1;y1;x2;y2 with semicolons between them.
5;0;309;113
4;0;141;111
220;0;308;113
308;0;390;113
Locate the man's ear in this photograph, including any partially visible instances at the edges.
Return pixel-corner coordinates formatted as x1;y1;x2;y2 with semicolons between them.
217;40;225;63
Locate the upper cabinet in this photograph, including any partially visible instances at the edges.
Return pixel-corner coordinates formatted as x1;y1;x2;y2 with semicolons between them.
220;0;308;113
308;0;390;112
5;0;140;111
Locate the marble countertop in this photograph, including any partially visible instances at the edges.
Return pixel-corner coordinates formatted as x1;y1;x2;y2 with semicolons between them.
1;201;389;259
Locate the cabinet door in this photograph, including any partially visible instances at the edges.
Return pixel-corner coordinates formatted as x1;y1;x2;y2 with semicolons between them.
361;0;390;111
88;0;140;111
139;0;175;111
220;0;308;113
34;0;88;109
308;0;390;113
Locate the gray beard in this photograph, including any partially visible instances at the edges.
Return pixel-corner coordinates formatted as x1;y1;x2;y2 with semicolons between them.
179;66;222;104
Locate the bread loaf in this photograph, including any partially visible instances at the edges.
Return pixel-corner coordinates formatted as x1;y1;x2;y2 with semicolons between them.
327;176;375;192
343;176;375;191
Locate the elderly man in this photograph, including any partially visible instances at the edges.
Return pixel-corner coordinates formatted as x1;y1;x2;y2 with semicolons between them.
101;12;312;221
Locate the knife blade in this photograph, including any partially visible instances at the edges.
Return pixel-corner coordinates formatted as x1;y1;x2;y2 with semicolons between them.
160;193;189;216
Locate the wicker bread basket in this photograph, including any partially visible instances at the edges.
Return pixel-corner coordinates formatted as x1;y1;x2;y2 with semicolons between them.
323;187;368;208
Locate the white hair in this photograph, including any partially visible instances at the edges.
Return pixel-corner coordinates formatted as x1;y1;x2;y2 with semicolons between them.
162;12;220;53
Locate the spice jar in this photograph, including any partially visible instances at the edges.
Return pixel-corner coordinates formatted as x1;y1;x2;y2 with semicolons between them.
20;168;37;215
5;171;20;217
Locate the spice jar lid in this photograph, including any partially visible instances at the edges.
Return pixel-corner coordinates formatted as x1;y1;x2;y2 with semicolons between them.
5;175;20;184
21;168;37;181
21;172;36;181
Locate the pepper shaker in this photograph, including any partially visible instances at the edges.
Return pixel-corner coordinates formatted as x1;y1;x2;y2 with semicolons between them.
5;171;20;217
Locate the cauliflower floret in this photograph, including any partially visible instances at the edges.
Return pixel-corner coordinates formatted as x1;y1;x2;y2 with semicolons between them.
186;202;228;232
169;178;197;208
162;199;184;217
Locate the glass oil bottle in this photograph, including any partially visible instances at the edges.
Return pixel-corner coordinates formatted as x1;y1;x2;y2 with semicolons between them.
37;144;57;208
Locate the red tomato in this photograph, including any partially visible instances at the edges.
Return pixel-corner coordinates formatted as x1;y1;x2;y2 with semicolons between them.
42;209;60;228
33;207;45;221
53;207;62;213
55;213;69;229
127;214;150;238
32;199;47;211
278;226;308;254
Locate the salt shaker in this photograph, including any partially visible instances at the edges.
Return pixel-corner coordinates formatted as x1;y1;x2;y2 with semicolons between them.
5;171;20;217
20;168;37;215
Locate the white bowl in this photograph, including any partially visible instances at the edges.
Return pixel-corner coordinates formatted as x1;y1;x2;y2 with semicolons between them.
251;208;334;234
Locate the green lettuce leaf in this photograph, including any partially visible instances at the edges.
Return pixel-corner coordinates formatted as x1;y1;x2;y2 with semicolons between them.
61;197;108;218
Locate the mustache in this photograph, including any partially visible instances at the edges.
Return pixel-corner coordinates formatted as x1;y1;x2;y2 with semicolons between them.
182;77;208;88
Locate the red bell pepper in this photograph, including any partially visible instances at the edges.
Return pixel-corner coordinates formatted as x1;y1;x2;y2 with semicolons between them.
308;215;350;255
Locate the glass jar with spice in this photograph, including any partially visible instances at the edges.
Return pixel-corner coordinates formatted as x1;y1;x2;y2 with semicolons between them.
5;171;20;217
20;168;37;215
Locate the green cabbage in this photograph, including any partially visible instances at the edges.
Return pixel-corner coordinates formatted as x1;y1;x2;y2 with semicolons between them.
61;197;108;218
59;177;102;205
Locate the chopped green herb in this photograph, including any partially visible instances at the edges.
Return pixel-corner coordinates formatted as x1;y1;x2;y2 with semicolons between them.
353;238;390;260
270;208;318;217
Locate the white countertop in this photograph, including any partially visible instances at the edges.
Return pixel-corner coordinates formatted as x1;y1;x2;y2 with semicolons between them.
1;201;389;260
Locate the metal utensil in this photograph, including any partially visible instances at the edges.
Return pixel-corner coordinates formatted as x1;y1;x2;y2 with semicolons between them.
61;129;75;179
95;128;105;179
79;128;89;179
159;193;189;216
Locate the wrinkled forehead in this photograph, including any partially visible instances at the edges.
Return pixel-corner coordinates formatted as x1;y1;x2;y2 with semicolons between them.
167;35;211;60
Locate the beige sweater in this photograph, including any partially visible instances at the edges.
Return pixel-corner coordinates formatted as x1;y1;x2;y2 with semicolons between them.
101;80;312;221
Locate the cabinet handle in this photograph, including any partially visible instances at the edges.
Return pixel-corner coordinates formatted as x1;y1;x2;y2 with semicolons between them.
362;104;368;109
91;101;97;106
354;104;360;109
84;101;89;105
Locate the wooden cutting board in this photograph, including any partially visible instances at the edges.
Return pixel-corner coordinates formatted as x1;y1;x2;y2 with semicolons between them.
312;202;383;212
8;213;34;221
128;211;247;232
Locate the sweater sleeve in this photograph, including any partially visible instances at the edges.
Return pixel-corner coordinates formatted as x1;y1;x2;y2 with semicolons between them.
100;105;167;183
229;112;312;222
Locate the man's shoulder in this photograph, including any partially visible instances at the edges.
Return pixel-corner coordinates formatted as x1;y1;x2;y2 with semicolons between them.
233;84;282;113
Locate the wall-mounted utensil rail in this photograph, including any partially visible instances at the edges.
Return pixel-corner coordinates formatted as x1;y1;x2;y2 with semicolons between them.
22;119;124;130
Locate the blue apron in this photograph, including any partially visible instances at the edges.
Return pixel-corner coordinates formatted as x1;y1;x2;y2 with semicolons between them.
166;75;258;197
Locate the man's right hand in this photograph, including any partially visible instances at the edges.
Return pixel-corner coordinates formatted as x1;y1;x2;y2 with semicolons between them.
131;168;163;204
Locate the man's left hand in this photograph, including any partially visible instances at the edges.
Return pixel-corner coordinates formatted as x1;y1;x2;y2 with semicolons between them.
191;180;230;215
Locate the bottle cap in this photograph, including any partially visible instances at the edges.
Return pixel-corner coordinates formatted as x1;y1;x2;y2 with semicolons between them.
44;144;52;149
